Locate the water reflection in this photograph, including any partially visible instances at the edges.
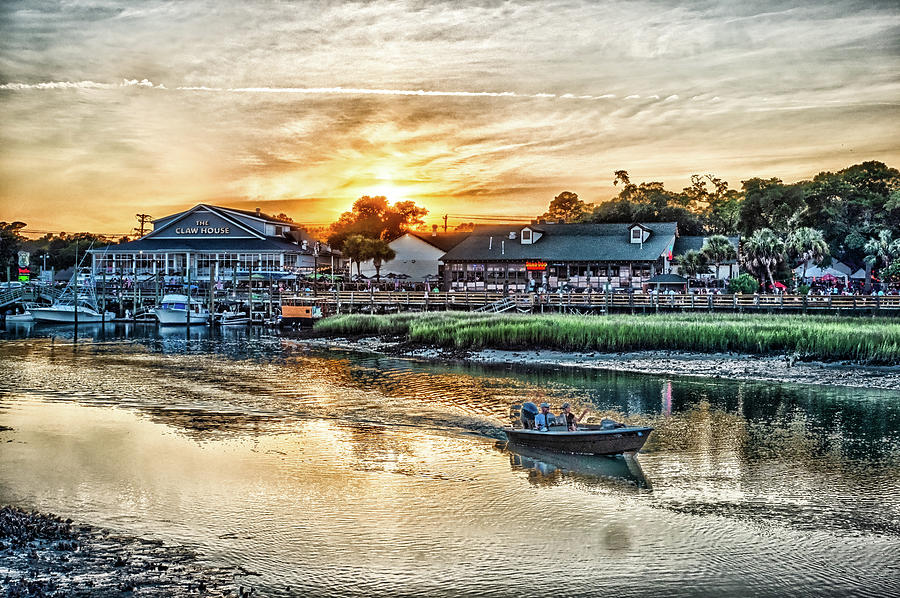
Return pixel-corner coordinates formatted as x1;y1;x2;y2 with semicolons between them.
499;441;652;490
1;328;900;596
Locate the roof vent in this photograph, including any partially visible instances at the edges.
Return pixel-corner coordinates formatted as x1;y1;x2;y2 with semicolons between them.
508;231;516;240
255;207;261;216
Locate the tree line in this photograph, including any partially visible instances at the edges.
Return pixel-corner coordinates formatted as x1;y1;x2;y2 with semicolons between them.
2;160;897;288
538;161;900;288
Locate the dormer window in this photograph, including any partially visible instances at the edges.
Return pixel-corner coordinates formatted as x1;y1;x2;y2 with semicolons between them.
630;224;650;244
521;228;532;243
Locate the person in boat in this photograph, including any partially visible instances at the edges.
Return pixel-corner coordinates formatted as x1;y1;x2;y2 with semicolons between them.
560;403;589;431
534;402;554;431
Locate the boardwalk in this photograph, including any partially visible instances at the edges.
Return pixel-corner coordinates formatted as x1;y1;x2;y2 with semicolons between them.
283;291;900;316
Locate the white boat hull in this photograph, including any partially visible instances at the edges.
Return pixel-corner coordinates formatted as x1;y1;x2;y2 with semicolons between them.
32;306;113;323
154;308;210;325
5;312;35;323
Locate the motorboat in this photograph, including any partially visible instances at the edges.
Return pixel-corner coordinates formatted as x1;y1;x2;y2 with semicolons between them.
32;304;114;323
504;402;653;456
217;310;251;325
32;256;114;324
4;308;34;323
154;294;210;325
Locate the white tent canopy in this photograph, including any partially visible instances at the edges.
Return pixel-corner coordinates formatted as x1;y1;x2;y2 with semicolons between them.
794;260;853;280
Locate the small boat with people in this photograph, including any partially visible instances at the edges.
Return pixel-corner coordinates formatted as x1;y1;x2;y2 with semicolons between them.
154;294;210;325
504;402;653;456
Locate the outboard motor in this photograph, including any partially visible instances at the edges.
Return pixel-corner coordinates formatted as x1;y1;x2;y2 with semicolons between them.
520;402;538;429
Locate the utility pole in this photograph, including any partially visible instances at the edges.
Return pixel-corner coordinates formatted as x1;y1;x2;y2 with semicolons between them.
135;214;152;238
443;214;448;232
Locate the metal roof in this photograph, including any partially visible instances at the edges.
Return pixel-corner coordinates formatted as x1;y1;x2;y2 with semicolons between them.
405;231;471;252
88;236;336;256
647;273;688;284
440;222;677;262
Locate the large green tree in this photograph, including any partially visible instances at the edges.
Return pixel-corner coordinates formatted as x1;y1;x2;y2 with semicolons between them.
327;196;427;250
0;221;27;280
587;171;706;235
742;228;786;291
803;161;900;275
540;191;589;222
738;178;806;236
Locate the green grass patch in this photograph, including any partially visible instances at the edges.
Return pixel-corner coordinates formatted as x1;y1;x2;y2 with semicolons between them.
313;312;900;364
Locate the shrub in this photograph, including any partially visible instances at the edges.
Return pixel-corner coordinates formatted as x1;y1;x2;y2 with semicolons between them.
729;274;760;294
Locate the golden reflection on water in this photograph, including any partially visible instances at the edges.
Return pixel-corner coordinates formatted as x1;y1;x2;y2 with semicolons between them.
1;332;900;596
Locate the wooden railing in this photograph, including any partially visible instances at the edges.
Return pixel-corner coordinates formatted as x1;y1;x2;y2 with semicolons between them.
281;291;900;314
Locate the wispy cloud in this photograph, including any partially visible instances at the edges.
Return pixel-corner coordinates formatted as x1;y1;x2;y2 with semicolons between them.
1;0;898;232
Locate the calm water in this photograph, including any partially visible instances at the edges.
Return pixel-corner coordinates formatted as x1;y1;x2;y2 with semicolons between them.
1;323;899;597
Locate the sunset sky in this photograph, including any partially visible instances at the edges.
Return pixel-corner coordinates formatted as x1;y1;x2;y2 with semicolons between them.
1;0;898;235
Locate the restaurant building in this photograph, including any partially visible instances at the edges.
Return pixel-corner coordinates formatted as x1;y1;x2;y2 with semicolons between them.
358;230;470;282
88;204;338;283
439;222;678;292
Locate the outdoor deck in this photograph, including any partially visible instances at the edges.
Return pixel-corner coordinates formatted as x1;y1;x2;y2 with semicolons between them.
283;291;900;316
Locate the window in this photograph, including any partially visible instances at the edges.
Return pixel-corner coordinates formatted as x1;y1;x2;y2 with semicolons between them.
521;229;532;243
632;228;642;240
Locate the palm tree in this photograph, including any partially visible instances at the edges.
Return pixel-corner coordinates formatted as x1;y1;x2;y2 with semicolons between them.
864;230;900;291
672;250;709;289
365;238;396;283
742;228;785;292
342;234;370;279
787;227;829;281
864;230;900;269
700;235;736;286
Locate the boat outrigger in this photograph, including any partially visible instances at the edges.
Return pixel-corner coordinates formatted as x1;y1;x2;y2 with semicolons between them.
504;402;653;456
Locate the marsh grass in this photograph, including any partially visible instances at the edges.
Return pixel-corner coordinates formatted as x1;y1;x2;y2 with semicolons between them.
313;312;900;364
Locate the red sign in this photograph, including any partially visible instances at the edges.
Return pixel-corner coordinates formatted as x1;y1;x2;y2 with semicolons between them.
525;261;547;271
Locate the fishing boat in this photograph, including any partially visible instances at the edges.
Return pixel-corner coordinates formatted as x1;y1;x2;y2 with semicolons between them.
4;310;35;323
217;310;251;325
32;256;114;324
504;402;652;456
154;294;210;325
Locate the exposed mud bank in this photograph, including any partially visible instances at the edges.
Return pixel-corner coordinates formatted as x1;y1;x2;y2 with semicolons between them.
0;507;256;597
293;336;900;391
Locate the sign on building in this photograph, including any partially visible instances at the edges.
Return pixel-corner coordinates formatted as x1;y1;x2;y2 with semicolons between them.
17;251;29;268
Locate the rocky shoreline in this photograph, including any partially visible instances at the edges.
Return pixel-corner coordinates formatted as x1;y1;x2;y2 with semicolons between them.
0;506;255;597
292;336;900;391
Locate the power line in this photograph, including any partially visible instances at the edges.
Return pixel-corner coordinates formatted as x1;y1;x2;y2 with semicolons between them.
134;213;152;237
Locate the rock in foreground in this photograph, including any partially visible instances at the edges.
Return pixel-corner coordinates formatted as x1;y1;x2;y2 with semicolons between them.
0;506;253;597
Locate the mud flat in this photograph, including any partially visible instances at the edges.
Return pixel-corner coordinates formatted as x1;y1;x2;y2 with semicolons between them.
0;506;255;597
295;336;900;391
